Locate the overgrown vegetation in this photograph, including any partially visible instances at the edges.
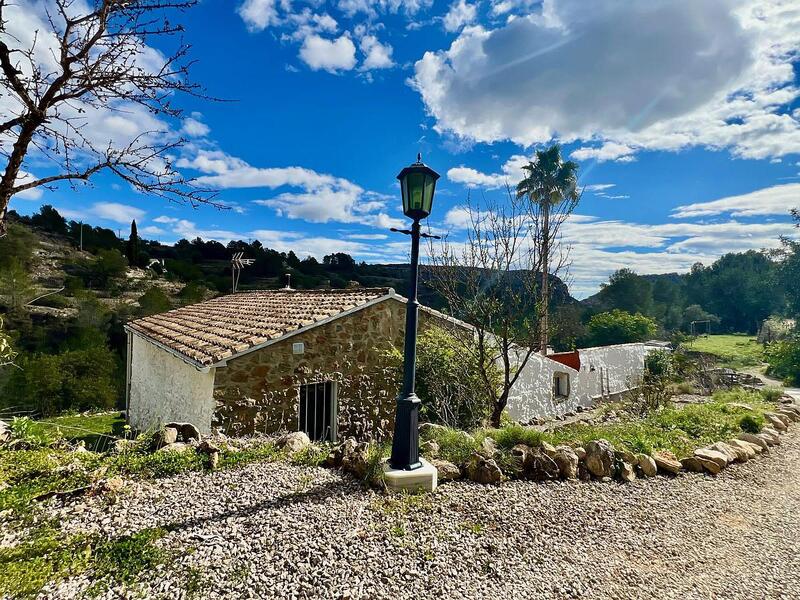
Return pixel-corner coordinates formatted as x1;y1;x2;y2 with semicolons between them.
0;523;168;598
387;326;498;431
765;336;800;385
422;388;779;465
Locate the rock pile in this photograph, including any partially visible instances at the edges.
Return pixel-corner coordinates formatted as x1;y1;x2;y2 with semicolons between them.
407;401;800;486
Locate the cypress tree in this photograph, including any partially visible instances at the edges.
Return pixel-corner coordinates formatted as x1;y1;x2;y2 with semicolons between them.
127;220;139;266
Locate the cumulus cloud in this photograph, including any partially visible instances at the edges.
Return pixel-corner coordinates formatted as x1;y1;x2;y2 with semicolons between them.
91;202;146;224
238;0;279;31
299;34;357;72
14;171;44;200
447;154;531;188
412;0;800;159
359;35;395;70
181;116;210;137
443;0;478;32
671;183;800;218
178;149;405;229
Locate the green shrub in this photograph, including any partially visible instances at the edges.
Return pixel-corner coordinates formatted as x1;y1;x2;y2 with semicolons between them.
738;413;764;434
765;336;800;385
8;417;56;448
137;287;172;316
392;326;498;431
760;386;785;403
3;346;120;415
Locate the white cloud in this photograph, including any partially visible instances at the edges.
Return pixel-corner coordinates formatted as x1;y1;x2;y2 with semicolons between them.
412;0;800;159
671;183;800;218
299;34;357;73
443;0;478;32
153;215;179;224
346;233;389;240
571;143;636;163
238;0;279;31
140;226;167;236
583;184;615;193
359;35;395;70
447;154;531;188
444;205;472;228
181;117;210;138
179;149;405;229
91;202;146;224
14;171;44;200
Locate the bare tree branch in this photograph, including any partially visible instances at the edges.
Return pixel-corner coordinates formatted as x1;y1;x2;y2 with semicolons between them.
0;0;218;236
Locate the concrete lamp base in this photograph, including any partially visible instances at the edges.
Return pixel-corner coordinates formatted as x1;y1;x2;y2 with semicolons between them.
383;458;438;493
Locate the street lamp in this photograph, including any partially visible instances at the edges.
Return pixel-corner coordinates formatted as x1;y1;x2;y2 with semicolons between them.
389;154;440;472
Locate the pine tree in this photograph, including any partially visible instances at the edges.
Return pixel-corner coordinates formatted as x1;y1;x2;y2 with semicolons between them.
127;220;139;267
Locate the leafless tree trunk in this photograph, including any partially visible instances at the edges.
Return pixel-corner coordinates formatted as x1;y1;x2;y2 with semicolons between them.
0;0;219;236
426;187;573;427
539;200;550;354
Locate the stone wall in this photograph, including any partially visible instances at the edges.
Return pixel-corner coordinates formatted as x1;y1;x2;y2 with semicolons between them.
212;298;448;440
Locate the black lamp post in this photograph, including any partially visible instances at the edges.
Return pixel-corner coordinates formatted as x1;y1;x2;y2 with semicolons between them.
389;154;440;471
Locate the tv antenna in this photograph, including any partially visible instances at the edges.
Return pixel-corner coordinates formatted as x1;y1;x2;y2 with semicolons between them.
231;252;255;293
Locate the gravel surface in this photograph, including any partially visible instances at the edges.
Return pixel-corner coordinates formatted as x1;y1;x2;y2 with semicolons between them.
42;431;800;600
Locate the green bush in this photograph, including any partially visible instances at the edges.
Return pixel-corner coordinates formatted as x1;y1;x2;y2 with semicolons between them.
584;309;658;347
760;386;785;403
395;326;497;431
3;346;120;415
765;336;800;385
738;413;764;434
137;287;172;316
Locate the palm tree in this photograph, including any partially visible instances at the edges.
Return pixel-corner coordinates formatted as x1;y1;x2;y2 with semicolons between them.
516;144;579;355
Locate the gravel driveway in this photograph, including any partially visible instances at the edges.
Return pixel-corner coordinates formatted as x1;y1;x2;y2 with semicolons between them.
46;432;800;600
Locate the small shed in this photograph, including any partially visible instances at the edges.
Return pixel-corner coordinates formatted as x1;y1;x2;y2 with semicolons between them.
124;287;460;440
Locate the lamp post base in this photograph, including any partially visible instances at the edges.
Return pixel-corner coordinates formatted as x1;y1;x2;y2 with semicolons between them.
383;458;438;493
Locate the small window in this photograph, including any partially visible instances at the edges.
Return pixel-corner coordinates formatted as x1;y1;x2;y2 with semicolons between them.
553;372;570;399
298;381;337;442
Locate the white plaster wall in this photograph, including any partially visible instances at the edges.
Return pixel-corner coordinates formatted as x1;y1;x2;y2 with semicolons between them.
574;343;646;402
505;349;581;423
128;334;216;434
505;343;646;422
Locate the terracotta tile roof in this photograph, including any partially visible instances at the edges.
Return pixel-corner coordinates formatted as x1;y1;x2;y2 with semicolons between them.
127;288;392;366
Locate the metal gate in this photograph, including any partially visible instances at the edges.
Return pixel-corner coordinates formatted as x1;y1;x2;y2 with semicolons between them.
298;381;336;442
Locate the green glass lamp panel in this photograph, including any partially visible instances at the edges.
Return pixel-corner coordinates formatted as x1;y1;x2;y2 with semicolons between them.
422;174;436;213
407;172;424;211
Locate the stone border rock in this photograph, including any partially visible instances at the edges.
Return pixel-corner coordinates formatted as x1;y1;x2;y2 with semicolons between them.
406;400;800;486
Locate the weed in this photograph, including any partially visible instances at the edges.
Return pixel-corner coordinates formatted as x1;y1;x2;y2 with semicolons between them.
760;386;785;403
739;413;764;433
0;524;167;599
289;443;330;467
460;521;485;535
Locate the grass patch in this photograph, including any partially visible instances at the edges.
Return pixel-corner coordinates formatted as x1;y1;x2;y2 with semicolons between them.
682;334;763;369
43;412;126;452
420;427;481;466
0;524;167;599
430;388;778;464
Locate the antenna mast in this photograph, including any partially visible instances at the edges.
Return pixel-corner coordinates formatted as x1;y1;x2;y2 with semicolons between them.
231;252;255;293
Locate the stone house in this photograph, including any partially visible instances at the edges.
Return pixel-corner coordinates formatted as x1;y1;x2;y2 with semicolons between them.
124;287;460;440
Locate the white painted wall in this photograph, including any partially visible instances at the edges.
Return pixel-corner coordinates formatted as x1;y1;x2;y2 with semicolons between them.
505;343;646;422
574;343;646;402
128;334;216;434
505;349;581;423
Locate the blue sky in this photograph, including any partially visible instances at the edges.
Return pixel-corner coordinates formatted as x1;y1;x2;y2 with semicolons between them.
8;0;800;297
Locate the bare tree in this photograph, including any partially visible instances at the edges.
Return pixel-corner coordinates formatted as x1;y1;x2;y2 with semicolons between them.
0;0;218;236
426;188;573;427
